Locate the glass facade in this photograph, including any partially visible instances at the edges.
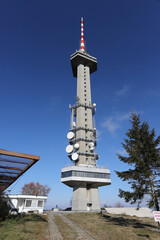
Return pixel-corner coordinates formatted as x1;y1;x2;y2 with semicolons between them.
62;171;110;179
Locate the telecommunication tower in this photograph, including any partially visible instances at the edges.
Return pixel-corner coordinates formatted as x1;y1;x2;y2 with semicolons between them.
61;17;111;211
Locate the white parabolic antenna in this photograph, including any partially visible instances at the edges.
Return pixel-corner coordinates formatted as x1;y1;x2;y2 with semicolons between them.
74;143;79;149
67;131;75;140
73;122;76;127
66;145;74;153
89;142;94;148
71;153;79;161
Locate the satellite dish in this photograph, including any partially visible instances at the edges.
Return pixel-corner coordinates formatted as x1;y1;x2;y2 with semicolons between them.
90;147;94;152
93;103;96;107
95;154;99;160
73;122;76;127
67;132;75;140
66;145;74;153
89;142;94;148
71;153;79;161
74;143;79;149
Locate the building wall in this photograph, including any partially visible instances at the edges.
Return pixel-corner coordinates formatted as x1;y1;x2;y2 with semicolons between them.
105;208;154;218
8;195;47;214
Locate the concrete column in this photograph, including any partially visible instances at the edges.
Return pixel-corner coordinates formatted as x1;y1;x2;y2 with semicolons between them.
72;186;100;211
72;186;87;211
89;188;100;211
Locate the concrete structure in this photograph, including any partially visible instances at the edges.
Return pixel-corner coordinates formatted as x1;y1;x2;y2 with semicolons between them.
61;17;111;211
105;207;154;218
8;194;47;214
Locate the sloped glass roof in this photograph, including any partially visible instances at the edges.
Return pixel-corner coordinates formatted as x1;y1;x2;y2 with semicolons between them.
0;149;40;191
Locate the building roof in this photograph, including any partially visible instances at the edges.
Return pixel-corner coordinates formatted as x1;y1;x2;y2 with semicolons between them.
8;194;47;200
0;149;40;191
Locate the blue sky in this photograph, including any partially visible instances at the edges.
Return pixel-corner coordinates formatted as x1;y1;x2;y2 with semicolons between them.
0;0;160;209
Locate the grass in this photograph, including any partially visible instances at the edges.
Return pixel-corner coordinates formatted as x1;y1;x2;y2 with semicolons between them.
65;212;160;240
0;214;48;240
1;212;159;240
54;214;78;240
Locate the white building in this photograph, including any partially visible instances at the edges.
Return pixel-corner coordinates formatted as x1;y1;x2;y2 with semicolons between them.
8;194;47;214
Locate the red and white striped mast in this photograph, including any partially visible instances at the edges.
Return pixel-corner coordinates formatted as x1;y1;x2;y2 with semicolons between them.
80;17;85;52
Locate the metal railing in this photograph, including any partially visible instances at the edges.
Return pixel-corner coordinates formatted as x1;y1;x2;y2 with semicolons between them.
64;163;108;169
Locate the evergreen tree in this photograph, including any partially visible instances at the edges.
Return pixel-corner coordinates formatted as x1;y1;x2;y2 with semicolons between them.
115;112;160;212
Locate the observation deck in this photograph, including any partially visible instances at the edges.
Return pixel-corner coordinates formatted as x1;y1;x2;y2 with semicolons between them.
61;165;111;188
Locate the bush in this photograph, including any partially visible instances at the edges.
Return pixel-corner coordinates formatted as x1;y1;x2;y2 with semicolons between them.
0;191;11;221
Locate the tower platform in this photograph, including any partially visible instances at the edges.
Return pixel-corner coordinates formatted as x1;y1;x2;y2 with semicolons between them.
61;165;111;211
61;165;111;188
70;51;97;77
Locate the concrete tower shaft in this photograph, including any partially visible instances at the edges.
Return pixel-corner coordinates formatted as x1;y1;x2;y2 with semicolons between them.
76;65;93;165
70;51;98;166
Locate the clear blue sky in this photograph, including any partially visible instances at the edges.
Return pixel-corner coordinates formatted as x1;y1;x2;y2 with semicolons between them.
0;0;160;209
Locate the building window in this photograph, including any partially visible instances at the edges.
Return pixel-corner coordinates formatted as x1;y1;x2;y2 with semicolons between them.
85;113;87;116
84;94;86;97
61;171;72;178
84;90;86;92
85;98;86;101
62;171;111;179
38;201;43;208
85;124;87;127
25;200;32;207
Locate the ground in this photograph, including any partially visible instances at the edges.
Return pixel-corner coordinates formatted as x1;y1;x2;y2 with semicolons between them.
46;212;160;240
0;212;160;240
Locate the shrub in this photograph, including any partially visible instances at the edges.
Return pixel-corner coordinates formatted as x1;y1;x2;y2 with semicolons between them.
0;191;11;221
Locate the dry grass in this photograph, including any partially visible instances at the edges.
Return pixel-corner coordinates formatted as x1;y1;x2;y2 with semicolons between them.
1;212;159;240
54;214;78;240
65;212;160;240
0;214;48;240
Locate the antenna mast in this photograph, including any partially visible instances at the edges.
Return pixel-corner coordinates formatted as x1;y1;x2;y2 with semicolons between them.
80;17;85;52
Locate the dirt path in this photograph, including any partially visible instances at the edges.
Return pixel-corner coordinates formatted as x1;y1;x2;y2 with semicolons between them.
60;213;96;240
46;212;96;240
46;212;63;240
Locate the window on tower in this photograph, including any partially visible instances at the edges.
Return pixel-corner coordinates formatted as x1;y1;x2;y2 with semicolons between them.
61;171;111;179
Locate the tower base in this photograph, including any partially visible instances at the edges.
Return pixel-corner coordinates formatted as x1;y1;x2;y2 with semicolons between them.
72;186;100;211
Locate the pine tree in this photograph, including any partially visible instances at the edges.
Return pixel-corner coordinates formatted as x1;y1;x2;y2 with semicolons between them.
115;112;160;213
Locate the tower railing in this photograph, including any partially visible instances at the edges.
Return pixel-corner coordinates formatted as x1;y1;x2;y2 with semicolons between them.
64;162;109;169
69;102;96;115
